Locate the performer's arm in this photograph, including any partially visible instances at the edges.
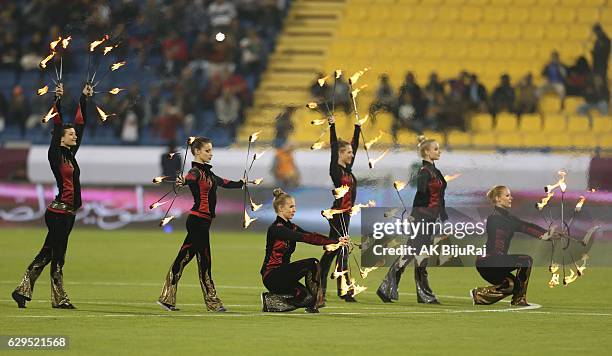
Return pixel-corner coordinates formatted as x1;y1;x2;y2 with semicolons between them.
515;217;547;239
48;97;63;165
213;173;244;189
348;124;360;168
73;84;93;154
270;223;337;245
329;121;342;184
413;168;436;217
183;168;201;187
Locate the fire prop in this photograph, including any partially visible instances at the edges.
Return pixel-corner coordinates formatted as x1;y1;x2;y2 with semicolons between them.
241;131;266;229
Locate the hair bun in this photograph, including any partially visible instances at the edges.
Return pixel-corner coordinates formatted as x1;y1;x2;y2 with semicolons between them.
272;188;286;198
416;135;427;146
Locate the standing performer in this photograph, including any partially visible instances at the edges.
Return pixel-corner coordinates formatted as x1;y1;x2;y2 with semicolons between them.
377;136;447;304
158;137;244;312
12;83;93;309
471;186;558;306
319;115;361;303
261;188;348;313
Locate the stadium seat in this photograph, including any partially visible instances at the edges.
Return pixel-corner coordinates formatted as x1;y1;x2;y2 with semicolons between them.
543;114;567;133
547;132;571;149
496;132;523;148
422;130;446;147
506;7;530;23
447;130;472;147
472;132;496;147
483;7;506;23
540;96;562;114
519;114;542;132
567;116;590;133
470;113;494;131
495;113;518;132
598;133;612;148
571;134;596;150
522;133;545;147
564;97;585;114
592;117;612;133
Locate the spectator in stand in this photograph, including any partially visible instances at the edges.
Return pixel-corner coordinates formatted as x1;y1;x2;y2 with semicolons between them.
239;29;264;76
19;31;45;71
160;30;189;73
399;71;427;120
566;56;591;97
144;85;163;129
424;72;445;101
203;74;224;110
8;86;29;137
271;144;300;189
591;24;610;80
209;0;237;31
154;100;183;141
274;106;296;148
467;74;488;112
424;91;446;131
490;74;516;117
0;90;7;131
369;74;395;121
215;87;240;139
392;92;417;143
577;75;610;124
161;141;182;179
332;72;352;115
0;32;20;70
309;72;329;102
515;73;538;117
537;51;567;110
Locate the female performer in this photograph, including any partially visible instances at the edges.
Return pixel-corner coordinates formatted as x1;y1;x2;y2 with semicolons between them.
12;83;93;309
471;186;560;306
261;188;348;313
319;115;361;303
158;137;244;312
377;136;447;304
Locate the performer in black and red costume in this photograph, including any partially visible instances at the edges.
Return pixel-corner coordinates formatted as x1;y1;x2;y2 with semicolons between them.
377;136;447;304
471;185;561;306
12;82;93;309
158;137;244;312
319;115;361;303
261;188;348;313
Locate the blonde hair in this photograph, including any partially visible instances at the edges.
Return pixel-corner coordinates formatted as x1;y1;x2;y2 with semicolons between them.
272;188;293;213
417;135;437;158
486;185;508;204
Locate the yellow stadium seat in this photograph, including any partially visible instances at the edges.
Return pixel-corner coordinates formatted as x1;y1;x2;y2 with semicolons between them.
522;133;545;147
472;133;496;147
451;24;476;40
513;0;536;4
519;114;542;132
560;0;582;4
430;25;453;40
537;0;560;5
467;42;491;59
576;8;600;24
497;133;523;148
567;116;590;133
506;7;530;23
540;96;562;114
598;133;612;148
552;8;575;23
471;113;494;131
412;7;437;22
438;7;459;22
396;129;419;146
543;114;567;133
476;24;499;40
489;0;513;4
498;24;521;40
445;0;466;4
522;24;544;40
447;130;472;147
405;24;428;39
495;113;518;132
564;97;585;114
593;117;612;133
545;25;569;41
567;26;592;41
514;43;538;60
530;8;552;23
461;7;483;23
466;0;489;4
490;42;515;59
571;135;596;150
422;130;446;147
547;133;571;149
483;7;506;23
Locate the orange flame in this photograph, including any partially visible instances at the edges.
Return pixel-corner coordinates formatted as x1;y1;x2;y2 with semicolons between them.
50;36;62;50
149;200;170;210
39;52;55;69
368;148;390;168
575;196;586;212
347;278;367;296
243;210;257;228
324;243;343;252
152;176;168;184
317;76;329;87
251;178;263;185
563;269;578;286
350;200;376;216
90;35;110;52
549;264;560;273
350;84;368;98
110;61;127;71
333;269;348;280
160;216;175;227
61;36;72;49
365;131;384;150
577;254;588;276
333;185;350;200
359;266;378;279
108;88;124;95
393;180;407;191
311;119;326;126
96;106;116;122
311;140;326;150
358;113;369;126
548;273;560;288
249;131;261;143
253;149;268;161
444;173;462;182
250;197;263;212
103;44;118;55
37;85;49;96
335;69;342;79
187;136;196;145
536;192;555;210
306;102;318;109
348;67;370;85
41;106;58;123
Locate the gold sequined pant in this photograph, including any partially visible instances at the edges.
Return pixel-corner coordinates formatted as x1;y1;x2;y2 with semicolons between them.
14;210;75;307
474;255;533;305
159;215;223;311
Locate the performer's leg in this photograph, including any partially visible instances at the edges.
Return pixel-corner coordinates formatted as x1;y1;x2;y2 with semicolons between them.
412;231;439;304
49;213;76;308
318;249;337;302
158;216;197;308
262;258;322;312
510;255;533;306
13;211;55;307
193;218;224;311
377;251;413;302
471;256;518;305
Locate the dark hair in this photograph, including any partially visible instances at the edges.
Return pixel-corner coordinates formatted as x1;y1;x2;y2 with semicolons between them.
190;137;212;155
336;139;351;152
50;123;74;136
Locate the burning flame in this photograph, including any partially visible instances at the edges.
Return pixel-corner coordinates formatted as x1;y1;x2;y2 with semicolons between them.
358;113;369;126
548;273;560;288
243;210;257;228
103;44;119;55
187;136;196;145
549;264;560;273
384;208;399;218
306;102;318;109
350;84;368;98
563;269;578;286
347;278;367;296
167;152;177;159
444;173;462;182
39;52;55;69
575;196;586;212
333;270;348;280
108;88;125;95
249;131;260;143
37;85;49;96
90;35;110;52
350;201;376;216
149;201;170;210
41;107;58;123
335;69;342;78
324;243;343;252
152;176;168;184
160;216;175;227
110;61;127;71
311;119;326;126
536;192;555;210
333;185;350;199
321;208;349;220
393;180;407;191
251;178;263;185
359;267;378;279
250;197;263;212
577;254;588;276
545;171;567;193
348;67;370;85
589;188;596;193
253;149;268;161
96;106;116;122
310;140;326;150
365;131;384;150
368;148;390;168
317;76;329;87
61;36;72;49
50;36;62;50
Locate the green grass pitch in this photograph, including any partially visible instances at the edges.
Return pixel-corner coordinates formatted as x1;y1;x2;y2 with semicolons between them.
1;228;611;355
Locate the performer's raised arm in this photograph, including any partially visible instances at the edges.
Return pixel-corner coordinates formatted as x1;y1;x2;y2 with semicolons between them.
72;83;93;154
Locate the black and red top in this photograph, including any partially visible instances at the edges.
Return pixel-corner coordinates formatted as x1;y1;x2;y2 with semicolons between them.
184;161;243;219
260;216;338;278
483;207;546;257
47;95;87;214
411;160;448;220
330;123;360;210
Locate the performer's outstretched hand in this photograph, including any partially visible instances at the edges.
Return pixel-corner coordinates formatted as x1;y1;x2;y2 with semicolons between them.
175;175;185;187
328;115;335;125
83;83;94;97
55;83;64;98
339;236;350;245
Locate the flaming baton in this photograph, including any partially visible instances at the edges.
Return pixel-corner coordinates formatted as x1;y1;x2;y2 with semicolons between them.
347;68;373;168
